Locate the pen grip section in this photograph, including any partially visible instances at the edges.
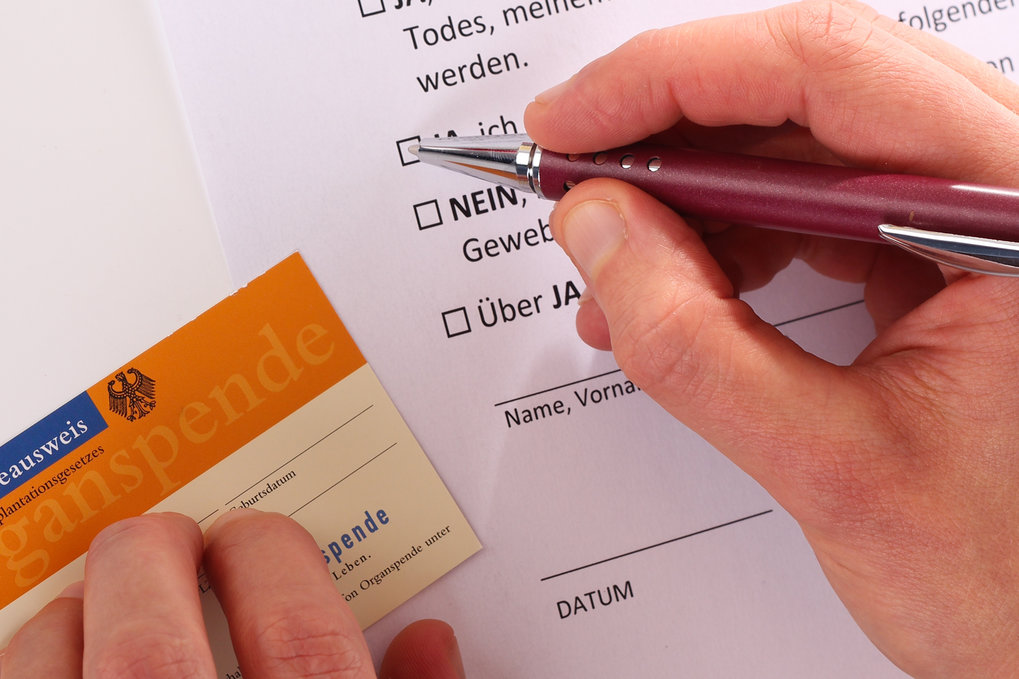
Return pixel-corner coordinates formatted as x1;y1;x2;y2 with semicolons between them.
539;145;1019;243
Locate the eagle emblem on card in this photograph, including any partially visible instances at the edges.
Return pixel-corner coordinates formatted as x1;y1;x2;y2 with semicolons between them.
107;368;157;421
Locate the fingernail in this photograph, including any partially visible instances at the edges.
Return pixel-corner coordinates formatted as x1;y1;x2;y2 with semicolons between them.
534;78;570;105
561;200;626;278
205;508;262;542
445;630;467;679
58;581;84;599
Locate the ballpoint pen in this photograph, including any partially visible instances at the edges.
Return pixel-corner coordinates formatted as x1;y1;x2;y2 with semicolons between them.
410;134;1019;276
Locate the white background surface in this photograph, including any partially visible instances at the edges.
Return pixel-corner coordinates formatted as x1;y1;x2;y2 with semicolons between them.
0;0;232;439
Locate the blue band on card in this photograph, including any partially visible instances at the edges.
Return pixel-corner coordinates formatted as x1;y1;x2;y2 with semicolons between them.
0;392;108;497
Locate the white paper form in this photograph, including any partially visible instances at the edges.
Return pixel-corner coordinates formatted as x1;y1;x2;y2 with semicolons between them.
0;1;233;441
156;1;1017;676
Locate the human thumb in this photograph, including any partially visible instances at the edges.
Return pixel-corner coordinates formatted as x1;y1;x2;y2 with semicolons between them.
550;178;870;512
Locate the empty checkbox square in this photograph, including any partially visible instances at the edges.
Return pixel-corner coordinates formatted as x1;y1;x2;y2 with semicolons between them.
357;0;386;17
414;199;443;230
396;136;422;166
442;307;471;338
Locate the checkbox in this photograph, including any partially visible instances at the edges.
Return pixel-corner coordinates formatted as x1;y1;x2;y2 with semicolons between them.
396;136;421;166
357;0;386;17
442;307;471;338
414;199;443;230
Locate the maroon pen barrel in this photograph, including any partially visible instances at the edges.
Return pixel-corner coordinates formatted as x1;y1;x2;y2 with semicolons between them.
537;145;1019;243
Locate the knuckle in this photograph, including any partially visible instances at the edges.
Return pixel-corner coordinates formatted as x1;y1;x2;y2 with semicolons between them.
255;610;368;677
768;1;877;69
578;27;686;134
91;631;209;679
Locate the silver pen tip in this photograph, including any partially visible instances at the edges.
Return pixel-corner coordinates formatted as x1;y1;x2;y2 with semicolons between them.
411;135;538;194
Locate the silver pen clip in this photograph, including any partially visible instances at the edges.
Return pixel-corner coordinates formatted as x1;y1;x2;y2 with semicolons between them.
878;224;1019;277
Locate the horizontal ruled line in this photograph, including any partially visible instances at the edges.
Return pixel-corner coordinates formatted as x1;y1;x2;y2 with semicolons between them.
494;369;623;407
226;404;374;504
539;509;774;582
288;442;397;518
774;299;864;328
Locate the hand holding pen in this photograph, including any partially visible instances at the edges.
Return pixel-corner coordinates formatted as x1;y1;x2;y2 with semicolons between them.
521;2;1019;676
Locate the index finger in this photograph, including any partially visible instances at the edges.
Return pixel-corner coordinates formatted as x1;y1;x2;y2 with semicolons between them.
82;513;214;677
203;510;374;679
524;0;1019;184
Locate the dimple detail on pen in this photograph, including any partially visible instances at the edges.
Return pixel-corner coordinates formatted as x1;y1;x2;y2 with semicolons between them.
561;150;664;192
